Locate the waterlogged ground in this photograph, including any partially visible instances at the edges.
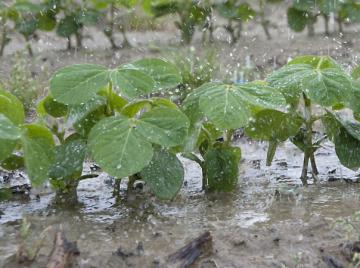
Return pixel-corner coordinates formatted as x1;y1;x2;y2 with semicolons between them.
1;139;360;268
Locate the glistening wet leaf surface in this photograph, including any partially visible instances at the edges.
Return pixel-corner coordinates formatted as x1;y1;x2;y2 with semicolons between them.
1;139;359;267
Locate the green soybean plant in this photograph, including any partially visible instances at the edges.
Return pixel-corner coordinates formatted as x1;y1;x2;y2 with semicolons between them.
35;95;97;204
10;0;59;56
257;0;284;40
144;0;209;45
56;0;100;50
91;0;137;49
48;58;190;200
245;55;360;185
215;0;255;44
181;80;286;191
287;0;360;36
0;2;16;57
0;87;55;186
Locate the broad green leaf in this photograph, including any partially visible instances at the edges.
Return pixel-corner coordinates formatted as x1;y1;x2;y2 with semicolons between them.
66;96;106;126
287;7;308;32
196;122;222;149
42;96;68;117
288;55;337;69
322;112;360;169
267;60;352;106
123;58;182;90
49;139;86;179
321;112;340;141
0;115;19;162
0;114;21;140
1;155;24;171
73;105;107;137
50;59;179;105
217;2;255;21
136;107;190;147
67;96;107;137
56;15;79;37
21;124;55;185
12;2;42;13
245;109;303;141
140;148;184;200
121;99;152;117
205;146;241;192
76;9;99;25
189;82;285;130
110;68;155;98
121;98;178;118
88;116;154;178
50;64;109;105
349;81;360;114
334;128;360;170
352;65;360;80
107;92;128;112
37;12;57;31
0;89;25;125
197;82;250;128
293;0;315;11
0;139;17;163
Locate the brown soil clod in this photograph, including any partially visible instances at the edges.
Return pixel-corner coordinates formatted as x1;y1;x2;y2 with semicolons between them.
46;231;79;268
168;231;213;268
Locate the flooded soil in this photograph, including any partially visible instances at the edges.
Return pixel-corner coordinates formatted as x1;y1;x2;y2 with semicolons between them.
1;2;360;267
1;139;360;267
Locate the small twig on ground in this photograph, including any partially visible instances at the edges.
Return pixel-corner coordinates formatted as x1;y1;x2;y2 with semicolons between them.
46;231;79;268
168;231;212;268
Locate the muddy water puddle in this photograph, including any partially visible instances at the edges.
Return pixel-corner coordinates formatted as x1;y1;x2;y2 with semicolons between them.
0;140;360;267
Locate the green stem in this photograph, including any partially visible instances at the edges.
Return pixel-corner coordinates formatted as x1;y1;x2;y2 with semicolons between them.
201;162;207;191
0;24;7;57
113;178;121;197
310;153;319;175
323;14;330;36
25;36;33;57
106;3;119;50
301;93;314;186
224;129;234;146
259;0;271;40
106;81;114;116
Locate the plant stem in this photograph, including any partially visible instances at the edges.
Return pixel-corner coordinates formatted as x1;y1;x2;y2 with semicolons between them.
307;22;315;37
201;162;207;191
337;18;343;35
66;37;72;50
113;178;121;197
259;0;271;40
310;153;319;175
0;24;7;57
323;14;330;36
224;129;234;146
106;81;114;116
75;32;82;48
301;93;314;186
106;3;119;50
25;36;33;57
301;151;309;186
120;26;130;48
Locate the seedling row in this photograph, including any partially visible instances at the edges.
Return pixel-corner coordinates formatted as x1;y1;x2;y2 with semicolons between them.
1;55;360;203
